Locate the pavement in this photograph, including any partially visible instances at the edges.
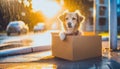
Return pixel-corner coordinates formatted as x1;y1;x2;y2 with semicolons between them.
0;32;52;57
0;36;110;57
1;35;120;69
0;50;120;69
0;45;50;57
0;31;119;57
0;50;51;62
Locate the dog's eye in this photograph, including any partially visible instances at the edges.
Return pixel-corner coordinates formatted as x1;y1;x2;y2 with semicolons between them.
72;18;76;20
65;18;68;20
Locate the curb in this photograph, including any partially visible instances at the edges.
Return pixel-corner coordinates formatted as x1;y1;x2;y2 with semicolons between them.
0;37;119;57
0;45;51;57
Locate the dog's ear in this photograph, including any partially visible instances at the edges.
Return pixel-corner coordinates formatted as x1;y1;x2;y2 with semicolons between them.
75;10;85;24
58;10;69;31
58;10;69;22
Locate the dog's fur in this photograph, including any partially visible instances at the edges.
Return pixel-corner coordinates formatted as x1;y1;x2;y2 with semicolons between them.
58;10;85;40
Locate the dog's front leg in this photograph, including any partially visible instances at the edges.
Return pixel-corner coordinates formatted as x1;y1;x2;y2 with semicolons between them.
59;32;66;40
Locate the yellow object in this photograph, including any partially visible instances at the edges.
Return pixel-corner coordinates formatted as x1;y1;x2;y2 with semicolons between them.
82;32;96;36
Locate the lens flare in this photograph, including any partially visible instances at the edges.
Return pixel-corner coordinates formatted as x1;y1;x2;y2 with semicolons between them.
32;0;61;18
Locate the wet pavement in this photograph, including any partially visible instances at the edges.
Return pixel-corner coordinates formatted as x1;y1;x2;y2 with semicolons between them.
0;32;51;50
0;32;120;69
0;59;120;69
0;31;119;51
0;50;120;69
0;50;51;62
0;40;120;69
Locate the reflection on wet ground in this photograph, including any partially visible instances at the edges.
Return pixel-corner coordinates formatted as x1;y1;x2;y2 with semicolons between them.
1;32;120;69
0;50;120;69
0;31;120;51
0;63;57;69
0;45;120;69
0;39;32;50
0;32;51;50
0;50;52;62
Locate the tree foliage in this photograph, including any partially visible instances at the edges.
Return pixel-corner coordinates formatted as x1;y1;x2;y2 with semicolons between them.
0;0;44;31
0;0;93;31
57;0;93;18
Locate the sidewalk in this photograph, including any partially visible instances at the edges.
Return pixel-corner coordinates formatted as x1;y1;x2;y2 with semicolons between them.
0;50;120;69
0;36;110;57
0;37;120;69
0;36;120;57
0;45;50;57
0;50;51;62
1;31;120;57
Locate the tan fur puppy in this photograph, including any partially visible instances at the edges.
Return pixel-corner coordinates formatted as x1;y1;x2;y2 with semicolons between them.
58;10;85;40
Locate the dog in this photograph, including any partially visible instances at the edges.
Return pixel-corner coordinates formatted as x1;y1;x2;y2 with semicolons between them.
58;10;85;40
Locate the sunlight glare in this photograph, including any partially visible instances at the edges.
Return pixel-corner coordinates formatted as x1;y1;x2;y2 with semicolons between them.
41;64;56;69
32;0;61;18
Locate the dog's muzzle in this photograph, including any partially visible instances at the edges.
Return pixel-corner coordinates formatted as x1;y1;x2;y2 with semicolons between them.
67;22;72;28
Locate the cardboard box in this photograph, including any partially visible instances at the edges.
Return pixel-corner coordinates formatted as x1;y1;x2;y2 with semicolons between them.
52;33;102;61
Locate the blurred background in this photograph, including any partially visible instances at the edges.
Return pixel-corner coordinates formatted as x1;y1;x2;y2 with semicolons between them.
0;0;120;33
0;0;95;50
0;0;94;32
0;0;120;50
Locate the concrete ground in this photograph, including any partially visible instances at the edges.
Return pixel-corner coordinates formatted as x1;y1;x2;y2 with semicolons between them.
0;50;120;69
0;40;120;69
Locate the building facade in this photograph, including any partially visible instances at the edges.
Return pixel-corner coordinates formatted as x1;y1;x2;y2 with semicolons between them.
95;0;108;32
85;0;120;33
117;0;120;32
85;0;108;32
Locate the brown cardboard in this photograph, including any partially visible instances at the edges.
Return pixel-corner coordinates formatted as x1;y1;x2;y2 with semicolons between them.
52;33;102;61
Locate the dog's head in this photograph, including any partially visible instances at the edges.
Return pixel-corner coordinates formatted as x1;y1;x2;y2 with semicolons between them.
58;10;85;33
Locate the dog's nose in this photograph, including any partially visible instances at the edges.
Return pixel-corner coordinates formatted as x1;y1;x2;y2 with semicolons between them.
68;22;72;28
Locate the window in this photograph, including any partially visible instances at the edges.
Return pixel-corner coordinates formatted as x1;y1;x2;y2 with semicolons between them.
100;0;104;4
117;16;120;26
99;6;106;16
117;0;120;4
117;8;120;13
99;18;106;26
89;17;93;25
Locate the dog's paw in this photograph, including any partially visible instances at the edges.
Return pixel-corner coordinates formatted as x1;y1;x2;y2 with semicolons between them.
59;32;66;40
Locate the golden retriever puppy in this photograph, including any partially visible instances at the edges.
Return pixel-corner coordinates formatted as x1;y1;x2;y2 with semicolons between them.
58;10;85;40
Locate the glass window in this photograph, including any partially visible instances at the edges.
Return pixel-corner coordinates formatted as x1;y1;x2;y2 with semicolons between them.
99;6;106;16
99;17;106;26
117;8;120;12
100;0;104;4
117;0;120;4
117;16;120;26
